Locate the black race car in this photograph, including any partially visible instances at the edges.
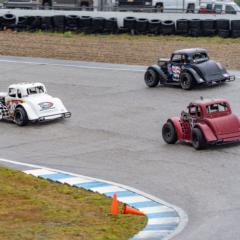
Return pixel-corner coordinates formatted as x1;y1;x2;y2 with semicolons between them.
144;48;235;90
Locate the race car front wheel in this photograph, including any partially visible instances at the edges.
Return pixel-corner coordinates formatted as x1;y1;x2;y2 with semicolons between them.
144;69;160;88
162;121;178;144
180;72;195;90
14;107;29;126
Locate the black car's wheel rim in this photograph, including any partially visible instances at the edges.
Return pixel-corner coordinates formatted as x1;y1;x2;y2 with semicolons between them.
182;76;190;87
146;72;154;84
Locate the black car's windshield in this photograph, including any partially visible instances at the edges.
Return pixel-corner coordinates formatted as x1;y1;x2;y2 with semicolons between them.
192;52;209;64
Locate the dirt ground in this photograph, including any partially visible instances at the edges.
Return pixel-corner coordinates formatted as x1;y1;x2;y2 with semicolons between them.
0;31;239;69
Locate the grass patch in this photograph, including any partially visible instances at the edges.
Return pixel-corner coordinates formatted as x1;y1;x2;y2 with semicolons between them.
0;167;147;240
63;31;74;38
36;31;240;44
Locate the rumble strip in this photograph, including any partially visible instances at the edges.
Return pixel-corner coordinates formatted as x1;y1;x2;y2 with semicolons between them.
0;158;188;240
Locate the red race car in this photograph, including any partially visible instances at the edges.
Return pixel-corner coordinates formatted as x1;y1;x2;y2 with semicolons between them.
162;98;240;150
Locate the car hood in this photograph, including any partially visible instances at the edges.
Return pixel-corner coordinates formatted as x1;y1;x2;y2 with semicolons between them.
193;60;227;82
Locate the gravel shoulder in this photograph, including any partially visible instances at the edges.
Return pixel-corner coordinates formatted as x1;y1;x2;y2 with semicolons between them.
0;31;239;69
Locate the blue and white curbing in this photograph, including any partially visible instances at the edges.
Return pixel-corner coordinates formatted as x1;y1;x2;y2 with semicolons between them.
0;159;188;240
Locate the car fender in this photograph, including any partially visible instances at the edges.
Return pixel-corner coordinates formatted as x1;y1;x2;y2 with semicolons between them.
53;97;68;112
147;65;168;83
168;117;184;141
181;67;204;84
195;123;217;142
16;103;38;121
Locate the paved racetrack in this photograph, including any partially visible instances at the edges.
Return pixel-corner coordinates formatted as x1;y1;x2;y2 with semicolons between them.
0;57;240;240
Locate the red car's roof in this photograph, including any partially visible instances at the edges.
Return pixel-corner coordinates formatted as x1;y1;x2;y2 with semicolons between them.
189;98;230;107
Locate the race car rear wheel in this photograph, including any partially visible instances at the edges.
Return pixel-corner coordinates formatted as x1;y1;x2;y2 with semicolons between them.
180;72;195;90
144;69;160;88
191;128;207;150
162;121;178;144
14;107;29;126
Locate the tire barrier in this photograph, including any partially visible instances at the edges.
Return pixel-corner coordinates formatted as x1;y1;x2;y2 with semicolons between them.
123;16;136;33
53;15;65;32
1;13;240;38
162;20;175;35
135;18;148;34
201;19;216;36
148;19;161;34
91;17;105;33
231;20;240;38
41;16;53;31
1;13;16;30
216;19;230;38
79;15;92;33
104;17;118;33
16;16;29;32
65;15;79;31
188;19;201;37
176;19;188;35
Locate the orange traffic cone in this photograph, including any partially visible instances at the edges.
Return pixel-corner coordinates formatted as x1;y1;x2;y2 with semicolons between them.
110;193;119;215
122;204;145;216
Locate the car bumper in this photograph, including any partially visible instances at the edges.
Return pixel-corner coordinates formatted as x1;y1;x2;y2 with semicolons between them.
205;75;235;85
37;112;71;122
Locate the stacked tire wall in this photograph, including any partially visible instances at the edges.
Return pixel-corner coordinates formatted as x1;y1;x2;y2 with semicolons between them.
1;13;240;38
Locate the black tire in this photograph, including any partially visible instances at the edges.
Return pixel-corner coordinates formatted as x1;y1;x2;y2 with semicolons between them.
104;17;118;33
52;15;65;32
2;13;16;30
218;29;230;38
216;19;230;31
162;121;178;144
161;20;175;35
65;15;79;32
16;16;28;32
231;20;240;31
148;19;161;34
176;19;189;35
91;17;105;33
180;72;195;90
188;19;201;37
14;107;28;126
144;69;160;87
191;128;207;150
123;17;136;32
231;29;240;38
79;16;92;33
135;18;148;34
41;16;53;31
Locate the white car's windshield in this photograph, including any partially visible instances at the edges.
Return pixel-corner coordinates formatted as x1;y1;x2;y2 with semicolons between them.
27;86;45;95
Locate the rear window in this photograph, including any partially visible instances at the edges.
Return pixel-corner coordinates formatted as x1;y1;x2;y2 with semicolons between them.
206;103;229;113
192;52;209;63
27;86;45;95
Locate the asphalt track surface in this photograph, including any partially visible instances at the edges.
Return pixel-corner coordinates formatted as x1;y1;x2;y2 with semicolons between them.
0;56;240;240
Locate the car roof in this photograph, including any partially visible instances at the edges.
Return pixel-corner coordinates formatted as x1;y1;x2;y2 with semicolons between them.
9;82;45;90
173;48;208;56
189;98;230;107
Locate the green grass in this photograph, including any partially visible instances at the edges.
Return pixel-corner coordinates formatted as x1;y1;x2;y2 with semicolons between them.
0;167;147;240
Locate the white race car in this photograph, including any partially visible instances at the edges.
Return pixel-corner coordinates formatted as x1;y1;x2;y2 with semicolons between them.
0;82;71;126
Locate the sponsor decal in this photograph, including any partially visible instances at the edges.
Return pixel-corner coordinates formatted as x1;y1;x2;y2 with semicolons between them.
168;65;181;81
39;102;54;111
